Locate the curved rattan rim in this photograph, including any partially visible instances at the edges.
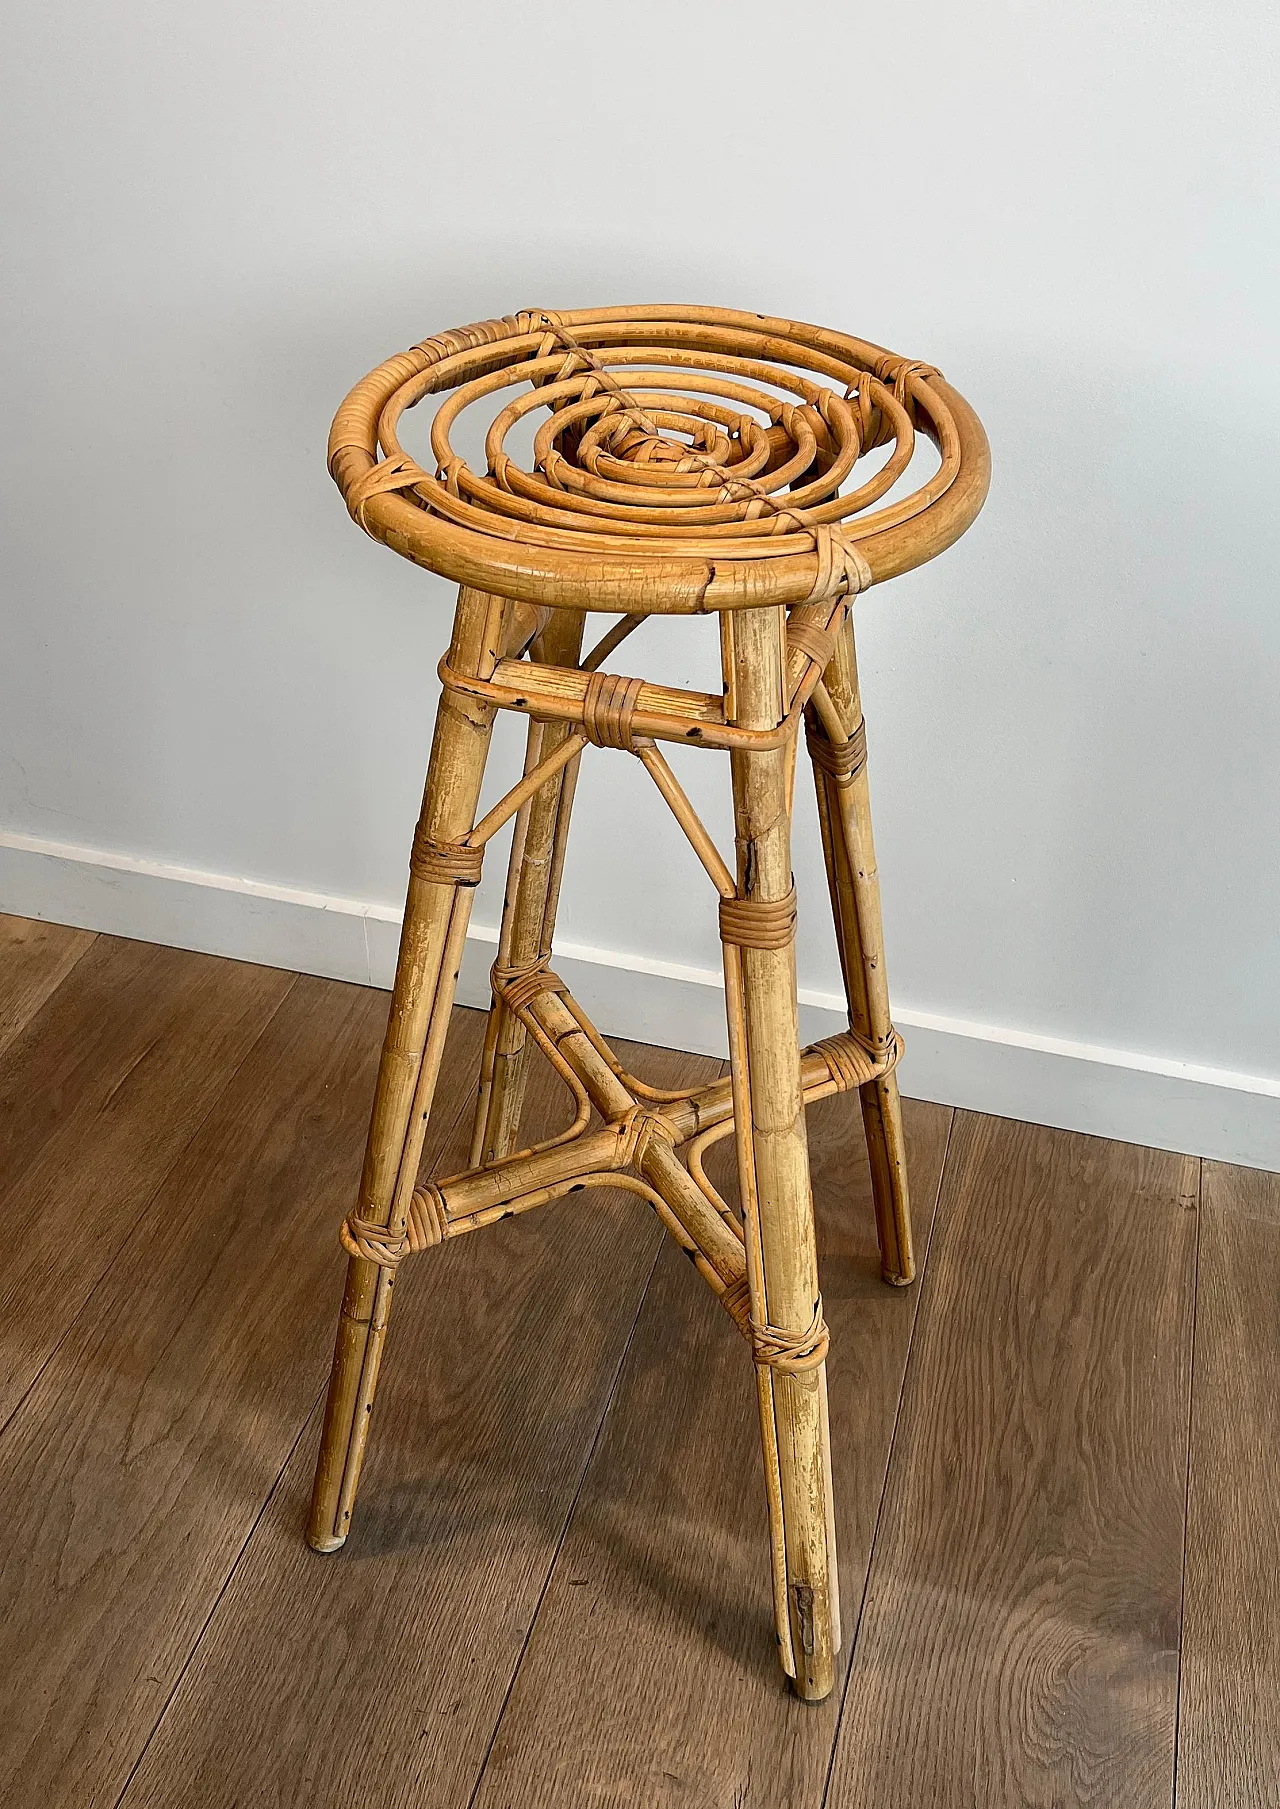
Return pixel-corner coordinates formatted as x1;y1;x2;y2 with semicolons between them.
328;304;990;613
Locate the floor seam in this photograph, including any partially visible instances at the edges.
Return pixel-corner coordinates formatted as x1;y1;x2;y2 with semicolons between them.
1170;1156;1203;1809
465;1224;667;1809
0;969;302;1444
820;1105;959;1809
107;1007;488;1804
109;1401;319;1809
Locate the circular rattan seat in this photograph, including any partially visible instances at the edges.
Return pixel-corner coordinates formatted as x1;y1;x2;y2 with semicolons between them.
308;302;989;1706
329;304;989;614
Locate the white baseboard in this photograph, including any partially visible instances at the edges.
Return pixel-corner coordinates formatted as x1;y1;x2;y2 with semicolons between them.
3;827;1278;1171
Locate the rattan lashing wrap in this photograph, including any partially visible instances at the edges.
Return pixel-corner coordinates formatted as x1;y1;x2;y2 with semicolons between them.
805;717;868;783
341;1186;446;1266
721;1276;831;1373
408;826;484;886
580;669;645;751
749;1298;831;1373
718;885;799;951
490;954;567;1016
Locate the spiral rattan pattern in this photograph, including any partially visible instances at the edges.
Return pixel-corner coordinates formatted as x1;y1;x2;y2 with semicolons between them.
329;305;990;613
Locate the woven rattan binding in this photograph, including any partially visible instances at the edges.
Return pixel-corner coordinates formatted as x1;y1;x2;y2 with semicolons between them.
718;886;798;950
341;1185;447;1266
805;718;868;783
409;830;484;886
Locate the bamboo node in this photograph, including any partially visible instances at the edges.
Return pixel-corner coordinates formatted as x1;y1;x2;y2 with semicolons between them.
718;886;798;951
409;829;484;887
340;1185;447;1268
749;1297;830;1373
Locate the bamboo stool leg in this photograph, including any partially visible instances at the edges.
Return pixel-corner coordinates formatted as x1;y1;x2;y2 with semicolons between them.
307;586;506;1552
470;609;585;1167
807;616;914;1285
722;605;840;1703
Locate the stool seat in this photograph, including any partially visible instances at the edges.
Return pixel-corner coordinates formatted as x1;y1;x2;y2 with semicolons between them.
329;304;989;615
307;303;989;1704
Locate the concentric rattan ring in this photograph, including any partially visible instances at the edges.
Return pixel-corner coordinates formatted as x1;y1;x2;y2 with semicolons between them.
329;305;990;613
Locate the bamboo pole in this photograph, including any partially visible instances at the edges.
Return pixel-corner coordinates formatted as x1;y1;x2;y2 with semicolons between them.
722;604;840;1701
470;609;586;1166
658;1031;891;1142
307;585;505;1552
470;725;540;1167
807;617;914;1284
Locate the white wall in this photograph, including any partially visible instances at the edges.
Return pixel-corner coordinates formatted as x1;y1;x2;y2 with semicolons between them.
3;2;1279;1163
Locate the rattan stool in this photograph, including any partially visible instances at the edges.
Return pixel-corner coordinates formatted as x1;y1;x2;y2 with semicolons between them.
307;306;988;1700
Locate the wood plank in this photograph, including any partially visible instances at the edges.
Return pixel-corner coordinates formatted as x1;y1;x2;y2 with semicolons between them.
827;1114;1198;1809
1177;1161;1280;1809
470;1094;954;1807
118;1037;723;1809
0;934;295;1427
0;912;96;1060
0;975;476;1809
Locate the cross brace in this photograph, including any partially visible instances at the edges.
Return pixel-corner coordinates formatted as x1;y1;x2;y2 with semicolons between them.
341;969;901;1363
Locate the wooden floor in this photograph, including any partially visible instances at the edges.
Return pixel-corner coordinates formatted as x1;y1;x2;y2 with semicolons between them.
0;912;1276;1808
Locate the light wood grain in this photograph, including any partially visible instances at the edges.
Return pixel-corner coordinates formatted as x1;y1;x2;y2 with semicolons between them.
470;1095;952;1807
0;913;96;1060
0;934;295;1428
826;1113;1198;1809
119;1038;720;1809
0;973;426;1809
4;926;1267;1804
1177;1161;1280;1809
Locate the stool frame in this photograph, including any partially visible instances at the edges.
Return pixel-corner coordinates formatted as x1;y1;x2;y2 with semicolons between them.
306;308;989;1703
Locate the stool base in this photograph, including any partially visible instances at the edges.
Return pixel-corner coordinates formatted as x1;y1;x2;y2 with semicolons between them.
307;585;914;1702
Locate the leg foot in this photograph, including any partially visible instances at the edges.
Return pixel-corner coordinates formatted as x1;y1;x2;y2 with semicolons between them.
862;1071;914;1285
